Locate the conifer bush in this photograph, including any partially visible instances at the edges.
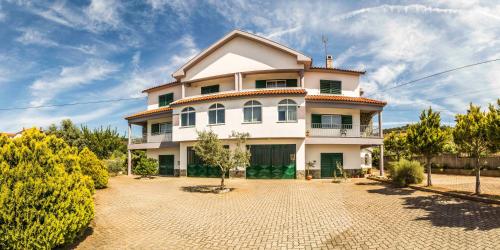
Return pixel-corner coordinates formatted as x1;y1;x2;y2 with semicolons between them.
79;147;109;189
0;129;94;249
389;159;424;187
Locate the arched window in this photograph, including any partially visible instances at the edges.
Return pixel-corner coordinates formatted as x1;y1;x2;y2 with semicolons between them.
243;100;262;123
208;103;225;124
278;99;297;122
181;107;195;126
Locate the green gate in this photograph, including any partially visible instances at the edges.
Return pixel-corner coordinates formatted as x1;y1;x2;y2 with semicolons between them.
186;147;229;178
246;144;296;179
159;155;175;176
320;153;343;178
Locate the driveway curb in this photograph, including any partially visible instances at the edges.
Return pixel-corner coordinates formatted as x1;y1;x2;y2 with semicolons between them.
367;176;500;205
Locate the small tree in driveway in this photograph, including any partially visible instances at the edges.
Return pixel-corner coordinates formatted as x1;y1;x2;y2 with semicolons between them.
384;131;408;161
193;130;250;190
453;103;496;195
406;107;446;186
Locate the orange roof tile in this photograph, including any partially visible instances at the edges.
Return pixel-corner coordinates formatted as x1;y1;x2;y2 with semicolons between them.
308;67;366;74
125;106;173;120
305;95;386;106
170;88;307;106
142;80;181;93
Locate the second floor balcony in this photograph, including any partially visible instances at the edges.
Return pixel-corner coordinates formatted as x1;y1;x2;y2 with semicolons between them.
307;124;380;138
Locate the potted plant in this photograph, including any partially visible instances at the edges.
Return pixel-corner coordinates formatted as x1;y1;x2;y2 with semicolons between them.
306;160;315;180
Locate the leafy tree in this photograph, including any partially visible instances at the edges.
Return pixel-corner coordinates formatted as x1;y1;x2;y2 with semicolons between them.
79;147;109;189
80;125;126;159
133;157;158;177
406;107;446;186
46;119;83;148
0;129;94;249
453;103;494;194
384;132;408;161
193;131;251;190
486;99;500;153
104;150;126;175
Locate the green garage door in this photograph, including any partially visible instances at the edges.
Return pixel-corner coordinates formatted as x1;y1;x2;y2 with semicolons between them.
159;155;174;176
321;153;343;178
246;144;296;179
186;147;229;178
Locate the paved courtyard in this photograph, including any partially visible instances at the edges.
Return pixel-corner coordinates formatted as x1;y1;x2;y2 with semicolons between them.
424;174;500;196
75;176;500;249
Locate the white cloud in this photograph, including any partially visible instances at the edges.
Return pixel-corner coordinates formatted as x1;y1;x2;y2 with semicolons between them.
85;0;122;29
30;60;120;106
16;28;59;47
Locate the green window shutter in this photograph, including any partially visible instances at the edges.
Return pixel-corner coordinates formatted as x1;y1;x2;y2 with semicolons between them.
255;80;266;88
286;79;298;87
201;85;219;94
159;93;173;107
311;114;322;124
151;123;160;134
320;80;342;94
341;115;352;125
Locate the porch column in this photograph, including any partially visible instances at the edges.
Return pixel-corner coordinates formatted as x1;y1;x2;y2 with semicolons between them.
378;111;384;176
127;123;132;176
299;70;305;88
181;82;186;98
238;72;243;90
234;73;239;91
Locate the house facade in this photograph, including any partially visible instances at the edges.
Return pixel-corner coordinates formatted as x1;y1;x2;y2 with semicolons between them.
125;30;386;179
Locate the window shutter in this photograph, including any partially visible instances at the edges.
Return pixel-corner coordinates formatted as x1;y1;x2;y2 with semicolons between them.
201;85;219;94
255;80;266;88
286;79;298;87
320;80;330;93
331;81;341;94
159;93;174;107
151;123;160;134
311;114;322;124
320;80;342;94
341;115;352;125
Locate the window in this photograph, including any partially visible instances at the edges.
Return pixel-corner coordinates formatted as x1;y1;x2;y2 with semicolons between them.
311;114;352;129
243;100;262;123
320;80;341;94
278;99;297;122
158;93;174;107
181;107;196;127
201;84;220;94
151;122;172;135
255;79;298;88
208;103;225;124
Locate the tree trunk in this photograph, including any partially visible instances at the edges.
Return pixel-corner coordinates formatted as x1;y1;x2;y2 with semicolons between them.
220;169;226;190
475;157;481;195
426;156;432;187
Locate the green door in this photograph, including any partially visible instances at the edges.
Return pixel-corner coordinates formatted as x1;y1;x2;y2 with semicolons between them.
186;147;229;178
246;144;296;179
321;153;343;178
159;155;174;176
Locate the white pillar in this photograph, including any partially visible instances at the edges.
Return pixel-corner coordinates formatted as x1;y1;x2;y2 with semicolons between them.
234;73;239;91
181;83;186;98
238;72;243;90
127;123;132;176
378;111;384;176
299;70;305;88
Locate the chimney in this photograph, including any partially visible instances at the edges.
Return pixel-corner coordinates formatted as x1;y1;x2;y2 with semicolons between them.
326;55;333;69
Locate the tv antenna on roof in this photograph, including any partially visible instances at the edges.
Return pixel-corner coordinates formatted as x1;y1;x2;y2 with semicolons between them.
321;35;328;59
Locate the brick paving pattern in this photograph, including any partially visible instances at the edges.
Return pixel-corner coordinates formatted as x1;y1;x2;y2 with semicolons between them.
424;174;500;196
75;176;500;249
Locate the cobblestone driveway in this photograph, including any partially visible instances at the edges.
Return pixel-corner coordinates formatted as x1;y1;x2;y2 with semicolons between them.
75;176;500;249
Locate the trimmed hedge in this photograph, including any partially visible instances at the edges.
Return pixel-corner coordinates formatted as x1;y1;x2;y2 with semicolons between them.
389;159;424;187
0;129;94;249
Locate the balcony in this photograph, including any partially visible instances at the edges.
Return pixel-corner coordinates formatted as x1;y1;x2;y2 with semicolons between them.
307;124;380;138
130;132;173;144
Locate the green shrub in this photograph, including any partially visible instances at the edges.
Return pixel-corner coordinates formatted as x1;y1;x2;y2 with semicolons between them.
133;157;158;177
104;150;126;176
79;147;109;189
389;159;424;187
0;129;94;249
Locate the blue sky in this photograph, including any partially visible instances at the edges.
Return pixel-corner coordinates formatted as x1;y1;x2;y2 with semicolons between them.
0;0;499;134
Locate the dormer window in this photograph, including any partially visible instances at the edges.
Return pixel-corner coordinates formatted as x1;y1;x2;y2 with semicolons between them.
320;80;341;94
201;84;220;95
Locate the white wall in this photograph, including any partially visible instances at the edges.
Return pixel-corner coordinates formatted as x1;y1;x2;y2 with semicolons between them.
185;76;235;97
146;147;181;170
147;85;182;110
183;36;304;81
147;117;172;143
172;95;306;141
305;144;361;170
304;72;360;97
179;138;305;172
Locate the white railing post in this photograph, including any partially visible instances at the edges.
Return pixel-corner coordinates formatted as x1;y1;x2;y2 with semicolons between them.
127;123;132;176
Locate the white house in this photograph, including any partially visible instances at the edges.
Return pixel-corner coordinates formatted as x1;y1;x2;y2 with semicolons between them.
125;30;386;179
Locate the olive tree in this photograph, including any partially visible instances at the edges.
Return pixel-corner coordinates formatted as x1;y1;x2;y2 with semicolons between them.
453;103;497;194
193;130;250;190
406;108;446;186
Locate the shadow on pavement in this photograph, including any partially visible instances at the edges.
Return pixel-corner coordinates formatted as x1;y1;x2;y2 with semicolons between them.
358;182;417;196
402;195;500;231
181;185;235;193
57;226;94;250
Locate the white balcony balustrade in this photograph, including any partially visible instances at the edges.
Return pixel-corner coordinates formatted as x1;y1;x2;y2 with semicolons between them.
307;124;380;138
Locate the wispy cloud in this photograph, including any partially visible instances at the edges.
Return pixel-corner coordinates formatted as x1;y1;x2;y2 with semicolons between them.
16;28;59;47
85;0;122;29
30;59;120;106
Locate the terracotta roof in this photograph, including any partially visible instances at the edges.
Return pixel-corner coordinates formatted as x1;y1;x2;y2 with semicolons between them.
142;80;181;93
125;106;173;120
305;95;386;106
308;66;366;75
170;88;307;106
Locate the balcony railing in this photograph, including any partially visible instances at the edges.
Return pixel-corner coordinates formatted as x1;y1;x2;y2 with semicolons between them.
130;132;173;144
307;124;380;138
